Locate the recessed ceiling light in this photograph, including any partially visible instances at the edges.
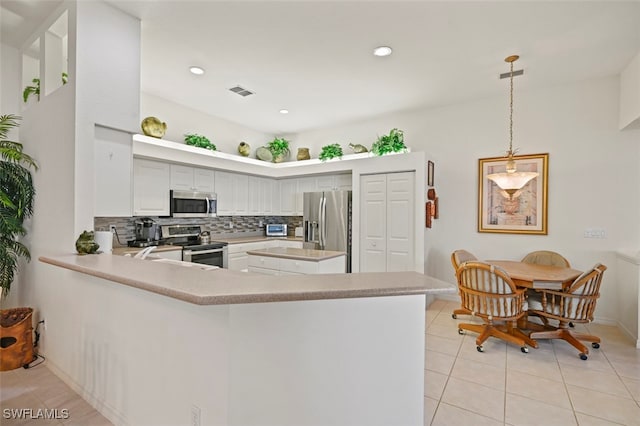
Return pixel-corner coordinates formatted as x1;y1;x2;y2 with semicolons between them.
373;46;393;57
279;109;289;114
189;66;205;75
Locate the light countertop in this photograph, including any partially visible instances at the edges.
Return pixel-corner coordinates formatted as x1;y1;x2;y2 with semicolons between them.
112;245;182;256
212;236;303;244
39;254;455;306
247;247;345;261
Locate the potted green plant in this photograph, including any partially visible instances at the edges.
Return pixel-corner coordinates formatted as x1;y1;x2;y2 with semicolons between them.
22;78;40;103
22;73;69;104
371;128;408;156
319;143;343;162
267;137;290;163
0;115;38;297
184;133;216;151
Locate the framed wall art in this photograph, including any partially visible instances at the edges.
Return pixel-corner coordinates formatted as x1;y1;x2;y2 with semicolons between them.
427;161;434;187
478;153;548;235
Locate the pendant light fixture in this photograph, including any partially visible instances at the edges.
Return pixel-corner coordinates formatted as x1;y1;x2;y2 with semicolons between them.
486;55;538;199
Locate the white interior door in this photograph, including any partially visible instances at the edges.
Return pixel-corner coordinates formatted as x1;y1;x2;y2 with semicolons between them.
386;172;415;271
360;174;387;272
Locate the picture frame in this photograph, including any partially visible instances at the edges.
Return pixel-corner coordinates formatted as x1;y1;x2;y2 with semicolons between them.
427;161;434;187
425;202;432;228
478;153;548;234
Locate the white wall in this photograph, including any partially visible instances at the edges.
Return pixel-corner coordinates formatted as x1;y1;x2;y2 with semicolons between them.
141;92;272;155
1;43;22;115
294;76;640;326
620;51;640;130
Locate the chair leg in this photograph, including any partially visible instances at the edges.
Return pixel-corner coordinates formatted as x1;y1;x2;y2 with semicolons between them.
452;307;471;319
529;323;599;358
458;321;535;351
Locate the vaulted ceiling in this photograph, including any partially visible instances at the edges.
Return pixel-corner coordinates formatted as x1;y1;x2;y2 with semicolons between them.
2;1;639;134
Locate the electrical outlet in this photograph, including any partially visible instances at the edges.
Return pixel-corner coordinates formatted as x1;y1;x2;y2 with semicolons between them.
583;228;606;239
109;225;117;233
228;221;234;229
190;405;201;426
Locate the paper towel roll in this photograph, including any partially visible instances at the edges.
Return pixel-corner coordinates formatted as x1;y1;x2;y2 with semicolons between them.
94;231;113;254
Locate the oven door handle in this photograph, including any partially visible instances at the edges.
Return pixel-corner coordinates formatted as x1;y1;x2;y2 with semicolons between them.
183;248;225;256
205;197;210;215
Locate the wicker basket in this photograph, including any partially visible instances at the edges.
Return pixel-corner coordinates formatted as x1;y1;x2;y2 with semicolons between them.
0;307;34;371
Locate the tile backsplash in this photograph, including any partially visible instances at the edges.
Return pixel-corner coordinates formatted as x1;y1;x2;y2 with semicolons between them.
95;216;303;246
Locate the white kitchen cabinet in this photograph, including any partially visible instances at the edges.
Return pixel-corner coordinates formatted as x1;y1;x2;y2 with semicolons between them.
247;253;345;275
214;171;234;215
227;240;303;271
360;172;415;273
133;158;170;216
234;174;249;215
152;249;183;261
248;177;278;215
248;176;262;215
215;171;248;215
277;240;304;249
295;176;317;215
279;178;298;215
261;178;278;215
94;126;132;216
316;173;352;191
170;164;214;192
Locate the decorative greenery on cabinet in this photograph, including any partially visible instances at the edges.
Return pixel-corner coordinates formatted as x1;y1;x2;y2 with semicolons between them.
371;128;408;156
319;143;343;161
267;137;290;163
0;115;38;297
185;133;217;151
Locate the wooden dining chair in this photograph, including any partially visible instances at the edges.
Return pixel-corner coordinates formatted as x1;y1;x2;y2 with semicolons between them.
450;250;478;320
521;250;570;268
456;261;537;353
522;250;573;327
528;263;607;360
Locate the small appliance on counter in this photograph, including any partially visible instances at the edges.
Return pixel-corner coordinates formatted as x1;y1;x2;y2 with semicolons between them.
265;224;287;237
128;217;160;247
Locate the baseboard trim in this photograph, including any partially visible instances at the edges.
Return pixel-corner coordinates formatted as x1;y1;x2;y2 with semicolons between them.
43;356;129;426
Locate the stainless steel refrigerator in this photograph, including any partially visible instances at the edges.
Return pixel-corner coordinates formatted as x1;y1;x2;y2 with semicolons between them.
303;190;352;272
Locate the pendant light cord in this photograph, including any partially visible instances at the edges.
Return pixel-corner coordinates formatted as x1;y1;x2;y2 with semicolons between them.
509;59;514;155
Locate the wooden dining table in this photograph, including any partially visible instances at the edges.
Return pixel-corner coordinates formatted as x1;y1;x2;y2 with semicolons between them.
487;260;583;332
487;260;583;290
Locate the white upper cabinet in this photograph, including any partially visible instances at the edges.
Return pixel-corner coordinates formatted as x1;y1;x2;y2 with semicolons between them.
170;165;214;192
215;171;248;215
234;174;249;215
279;178;298;215
316;174;352;191
295;177;317;215
214;171;234;215
133;159;170;216
248;176;262;215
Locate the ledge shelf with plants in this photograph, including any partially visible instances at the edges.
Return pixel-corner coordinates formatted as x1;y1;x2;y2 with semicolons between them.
131;133;414;177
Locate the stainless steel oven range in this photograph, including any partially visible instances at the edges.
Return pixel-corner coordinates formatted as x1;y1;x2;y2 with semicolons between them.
160;225;228;268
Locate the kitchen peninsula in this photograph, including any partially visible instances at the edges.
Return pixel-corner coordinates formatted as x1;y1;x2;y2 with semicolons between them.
39;253;454;426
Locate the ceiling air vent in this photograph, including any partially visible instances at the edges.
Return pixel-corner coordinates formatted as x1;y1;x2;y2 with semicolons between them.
229;86;254;97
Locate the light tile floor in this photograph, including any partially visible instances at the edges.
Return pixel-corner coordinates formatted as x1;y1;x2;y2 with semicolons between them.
425;299;640;426
1;299;638;425
0;361;111;425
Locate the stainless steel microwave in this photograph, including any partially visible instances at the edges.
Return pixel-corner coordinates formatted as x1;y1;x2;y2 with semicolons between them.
170;190;217;218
